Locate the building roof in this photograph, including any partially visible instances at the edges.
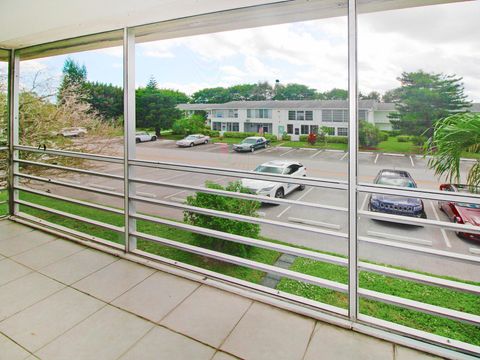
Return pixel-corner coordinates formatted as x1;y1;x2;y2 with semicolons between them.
178;100;380;111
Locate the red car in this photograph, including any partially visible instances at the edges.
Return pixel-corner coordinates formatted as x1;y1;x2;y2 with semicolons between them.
438;184;480;241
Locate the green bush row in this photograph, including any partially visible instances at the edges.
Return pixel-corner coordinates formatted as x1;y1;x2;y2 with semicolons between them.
396;135;426;145
221;131;277;142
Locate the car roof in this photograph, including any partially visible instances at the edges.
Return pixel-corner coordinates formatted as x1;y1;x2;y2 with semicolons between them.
377;169;412;178
245;136;263;140
451;184;480;194
190;134;204;136
260;160;301;168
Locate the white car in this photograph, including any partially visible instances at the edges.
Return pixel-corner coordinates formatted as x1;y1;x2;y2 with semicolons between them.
176;134;210;147
241;160;307;199
60;127;87;137
136;131;157;143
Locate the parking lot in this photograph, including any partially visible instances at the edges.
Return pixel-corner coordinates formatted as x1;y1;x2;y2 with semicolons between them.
24;138;480;282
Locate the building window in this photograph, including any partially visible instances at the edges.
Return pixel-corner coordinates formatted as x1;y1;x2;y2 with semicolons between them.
247;109;272;119
288;110;313;121
337;127;348;136
323;126;335;135
310;125;319;134
332;110;348;122
294;128;299;135
301;125;309;134
212;122;222;131
228;109;238;118
322;110;333;122
359;110;367;121
213;110;225;118
224;122;239;131
287;124;293;134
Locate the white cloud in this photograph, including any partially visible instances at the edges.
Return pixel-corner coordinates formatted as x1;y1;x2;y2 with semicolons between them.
94;46;123;58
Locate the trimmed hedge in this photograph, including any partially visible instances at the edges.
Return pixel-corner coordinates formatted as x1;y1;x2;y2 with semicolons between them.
221;131;277;142
299;135;348;144
397;135;410;142
379;131;389;142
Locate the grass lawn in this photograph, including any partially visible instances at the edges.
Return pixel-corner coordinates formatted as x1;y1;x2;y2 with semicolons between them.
277;257;480;345
376;137;421;154
13;190;480;345
210;137;243;145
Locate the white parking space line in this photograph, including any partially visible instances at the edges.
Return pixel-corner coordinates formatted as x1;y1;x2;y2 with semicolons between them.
325;149;344;153
277;206;291;218
374;153;380;164
257;211;266;217
360;193;369;211
470;248;480;255
279;148;296;157
340;152;348;161
288;217;341;230
300;148;317;151
310;149;324;158
276;187;313;218
367;230;432;246
160;172;190;182
409;155;415;168
383;153;404;157
165;189;186;199
170;197;186;203
430;201;452;248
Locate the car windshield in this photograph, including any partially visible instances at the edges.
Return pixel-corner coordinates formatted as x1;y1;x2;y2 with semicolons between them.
242;138;257;144
185;136;197;140
254;165;283;174
456;202;480;209
377;176;415;188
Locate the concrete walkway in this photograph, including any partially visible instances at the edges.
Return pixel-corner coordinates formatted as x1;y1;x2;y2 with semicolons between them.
0;220;441;360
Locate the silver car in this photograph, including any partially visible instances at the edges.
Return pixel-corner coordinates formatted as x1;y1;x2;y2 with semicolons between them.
176;134;210;147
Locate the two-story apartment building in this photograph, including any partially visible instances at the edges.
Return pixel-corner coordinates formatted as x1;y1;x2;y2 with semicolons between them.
178;100;479;140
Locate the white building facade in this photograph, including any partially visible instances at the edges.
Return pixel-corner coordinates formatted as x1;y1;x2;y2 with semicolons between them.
178;100;396;140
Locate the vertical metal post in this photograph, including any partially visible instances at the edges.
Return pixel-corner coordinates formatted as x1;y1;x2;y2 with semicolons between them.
123;28;137;251
347;0;358;321
7;50;19;216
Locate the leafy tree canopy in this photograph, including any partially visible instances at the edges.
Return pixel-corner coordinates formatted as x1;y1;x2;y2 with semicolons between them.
58;58;88;102
389;70;471;136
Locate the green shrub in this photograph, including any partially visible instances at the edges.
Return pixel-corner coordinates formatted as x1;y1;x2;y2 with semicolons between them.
264;134;278;142
379;131;389;142
172;115;206;135
203;129;220;137
282;132;291;141
397;135;410;142
184;181;261;257
222;131;257;139
299;135;308;142
359;120;382;147
410;135;427;146
325;136;348;144
389;130;402;137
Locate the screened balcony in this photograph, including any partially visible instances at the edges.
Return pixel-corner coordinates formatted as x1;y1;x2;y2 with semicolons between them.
0;0;479;359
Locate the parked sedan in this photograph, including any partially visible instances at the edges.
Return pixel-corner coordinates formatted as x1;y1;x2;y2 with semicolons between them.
439;184;480;241
135;131;157;143
233;136;269;153
176;134;210;147
241;160;306;199
59;127;87;137
369;169;426;218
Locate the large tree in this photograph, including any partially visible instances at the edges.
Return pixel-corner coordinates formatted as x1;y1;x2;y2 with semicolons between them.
389;70;471;136
136;86;181;136
85;82;123;120
58;58;88;102
273;83;316;100
319;88;348;100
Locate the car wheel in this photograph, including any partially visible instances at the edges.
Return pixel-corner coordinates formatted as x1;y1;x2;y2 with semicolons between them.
204;140;208;144
189;142;194;147
274;188;284;198
151;136;157;141
420;211;427;219
251;147;255;153
136;138;140;143
299;184;305;191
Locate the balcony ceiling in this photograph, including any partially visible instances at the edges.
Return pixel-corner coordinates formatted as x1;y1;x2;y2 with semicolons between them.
0;0;464;50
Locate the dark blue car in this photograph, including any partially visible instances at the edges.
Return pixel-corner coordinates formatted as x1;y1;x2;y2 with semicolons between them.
369;169;426;218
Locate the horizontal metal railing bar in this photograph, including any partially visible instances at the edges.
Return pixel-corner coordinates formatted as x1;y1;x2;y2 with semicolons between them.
14;145;123;164
0;200;7;205
359;209;480;235
358;183;480;205
129;158;348;190
359;235;480;265
132;212;346;263
131;176;348;212
359;288;480;326
359;262;480;296
15;172;124;198
134;212;480;295
131;230;348;293
357;315;480;358
16;199;124;233
14;213;125;250
0;146;8;151
131;194;348;239
15;185;125;215
15;159;124;180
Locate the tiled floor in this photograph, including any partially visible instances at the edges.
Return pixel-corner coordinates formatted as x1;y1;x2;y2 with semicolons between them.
0;219;442;360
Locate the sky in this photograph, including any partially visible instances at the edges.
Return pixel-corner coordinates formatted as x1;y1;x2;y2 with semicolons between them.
12;0;480;101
